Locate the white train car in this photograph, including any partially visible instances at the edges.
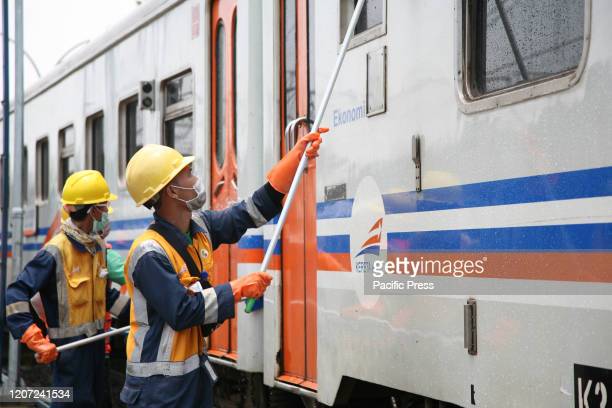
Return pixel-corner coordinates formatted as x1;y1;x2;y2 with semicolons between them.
1;0;611;407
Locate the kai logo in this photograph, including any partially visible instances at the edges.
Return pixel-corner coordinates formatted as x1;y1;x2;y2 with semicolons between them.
349;176;385;308
354;218;383;274
355;217;383;257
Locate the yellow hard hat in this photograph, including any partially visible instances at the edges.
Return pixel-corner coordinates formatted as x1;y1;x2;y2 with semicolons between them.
125;144;194;206
61;170;117;205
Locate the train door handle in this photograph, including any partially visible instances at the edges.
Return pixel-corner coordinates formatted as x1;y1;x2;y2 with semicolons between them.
284;117;308;151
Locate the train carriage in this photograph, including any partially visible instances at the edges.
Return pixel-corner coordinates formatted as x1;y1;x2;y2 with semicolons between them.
1;0;611;407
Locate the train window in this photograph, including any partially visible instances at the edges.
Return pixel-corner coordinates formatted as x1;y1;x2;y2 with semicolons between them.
284;0;297;126
340;0;386;48
215;22;227;168
460;0;589;111
58;126;75;192
163;71;193;155
119;96;142;183
86;113;104;174
36;137;49;202
165;115;193;156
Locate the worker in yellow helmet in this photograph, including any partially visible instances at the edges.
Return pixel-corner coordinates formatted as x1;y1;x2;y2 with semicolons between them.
119;128;326;407
5;170;131;407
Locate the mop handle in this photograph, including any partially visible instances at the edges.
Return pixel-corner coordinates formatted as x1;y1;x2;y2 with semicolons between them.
55;326;130;352
245;0;366;313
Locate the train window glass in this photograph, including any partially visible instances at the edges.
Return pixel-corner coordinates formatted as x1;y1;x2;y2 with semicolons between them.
340;0;386;48
284;0;297;126
58;126;75;192
163;71;193;155
86;113;104;174
308;0;316;120
165;115;193;157
119;96;142;183
468;0;585;96
232;14;237;163
215;22;227;168
165;74;193;106
36;137;49;202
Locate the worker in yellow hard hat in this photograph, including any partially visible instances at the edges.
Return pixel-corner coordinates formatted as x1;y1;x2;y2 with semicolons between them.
119;128;326;407
5;170;131;407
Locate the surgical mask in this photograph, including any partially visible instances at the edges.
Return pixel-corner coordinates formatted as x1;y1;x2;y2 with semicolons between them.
92;211;110;235
171;177;207;211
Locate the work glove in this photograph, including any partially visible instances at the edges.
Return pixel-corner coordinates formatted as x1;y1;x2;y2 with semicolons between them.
230;272;273;302
21;324;58;364
267;128;328;194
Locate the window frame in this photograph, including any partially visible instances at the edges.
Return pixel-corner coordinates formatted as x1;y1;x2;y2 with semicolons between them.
86;111;105;174
118;94;142;186
456;0;592;113
162;69;194;150
339;0;387;50
35;136;49;204
163;70;194;121
57;124;76;193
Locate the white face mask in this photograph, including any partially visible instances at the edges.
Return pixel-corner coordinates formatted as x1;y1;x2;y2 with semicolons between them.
170;176;207;211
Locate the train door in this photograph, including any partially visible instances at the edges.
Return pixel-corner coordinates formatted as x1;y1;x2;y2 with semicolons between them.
278;0;318;390
209;0;238;361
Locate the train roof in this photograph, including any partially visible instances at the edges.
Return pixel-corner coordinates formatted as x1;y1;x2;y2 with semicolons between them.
1;0;184;120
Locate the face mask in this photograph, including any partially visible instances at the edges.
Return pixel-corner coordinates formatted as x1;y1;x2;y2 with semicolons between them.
92;211;110;235
171;176;207;211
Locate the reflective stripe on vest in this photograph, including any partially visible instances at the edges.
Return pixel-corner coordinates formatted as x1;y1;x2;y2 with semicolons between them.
126;353;204;378
126;239;167;363
5;301;30;317
47;318;105;339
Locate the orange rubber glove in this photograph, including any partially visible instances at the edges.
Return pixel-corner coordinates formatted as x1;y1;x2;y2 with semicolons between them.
267;127;328;194
230;272;273;302
21;324;58;364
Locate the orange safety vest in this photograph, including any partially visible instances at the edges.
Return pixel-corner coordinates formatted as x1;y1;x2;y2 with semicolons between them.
124;217;215;377
44;233;107;339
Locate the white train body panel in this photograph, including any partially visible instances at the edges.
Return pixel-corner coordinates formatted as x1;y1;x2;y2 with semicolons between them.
1;1;611;407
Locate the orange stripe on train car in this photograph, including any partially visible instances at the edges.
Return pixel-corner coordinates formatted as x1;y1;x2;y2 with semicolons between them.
317;252;352;272
388;252;612;282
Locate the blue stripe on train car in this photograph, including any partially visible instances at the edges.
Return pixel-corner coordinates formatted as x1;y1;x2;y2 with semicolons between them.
383;166;612;215
263;240;282;255
317;235;351;253
238;235;264;249
387;223;612;252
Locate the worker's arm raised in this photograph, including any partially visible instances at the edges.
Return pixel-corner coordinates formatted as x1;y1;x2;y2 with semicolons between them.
199;129;326;250
198;182;283;250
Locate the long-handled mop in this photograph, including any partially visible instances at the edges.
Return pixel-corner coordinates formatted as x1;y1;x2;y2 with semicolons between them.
245;0;367;313
34;326;130;359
